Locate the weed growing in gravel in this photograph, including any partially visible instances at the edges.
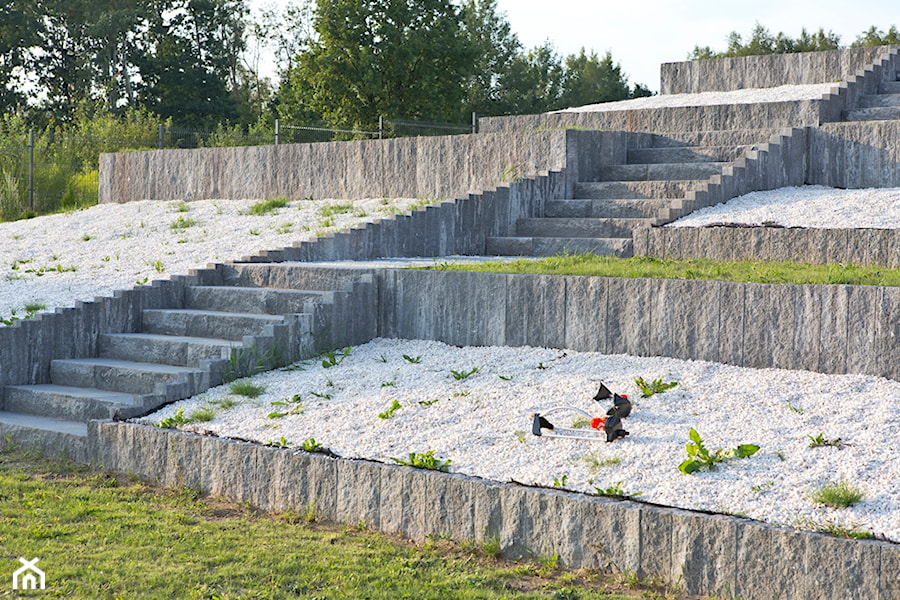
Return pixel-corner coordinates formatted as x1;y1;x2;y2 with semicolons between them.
269;437;291;448
188;407;216;422
309;391;332;400
155;408;189;428
378;399;402;419
247;197;288;215
678;428;759;474
1;302;45;326
82;233;92;241
584;455;621;474
450;367;479;380
300;438;322;452
811;479;865;508
808;432;850;449
170;215;198;230
402;354;421;364
634;376;679;398
553;474;568;487
594;482;642;497
210;397;238;410
788;401;805;414
321;347;351;368
318;203;354;218
275;222;293;234
390;450;451;472
795;517;875;539
418;398;440;406
229;380;266;398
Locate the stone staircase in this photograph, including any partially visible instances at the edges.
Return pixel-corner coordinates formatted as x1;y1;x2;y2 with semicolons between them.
0;276;353;461
485;128;779;257
845;70;900;121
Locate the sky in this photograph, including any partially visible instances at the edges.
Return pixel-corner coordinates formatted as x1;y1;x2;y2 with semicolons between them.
247;0;899;92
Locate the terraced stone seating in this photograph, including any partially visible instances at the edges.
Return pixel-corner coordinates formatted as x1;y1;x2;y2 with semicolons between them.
845;69;900;121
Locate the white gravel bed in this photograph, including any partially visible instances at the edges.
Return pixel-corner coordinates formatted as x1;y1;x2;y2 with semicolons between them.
145;338;900;542
556;83;838;113
668;185;900;229
0;197;426;322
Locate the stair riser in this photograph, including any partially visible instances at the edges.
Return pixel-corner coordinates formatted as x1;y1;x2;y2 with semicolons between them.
50;361;204;396
186;287;323;315
627;146;752;164
142;309;283;341
858;93;900;108
879;81;900;94
517;219;649;238
99;334;233;367
4;387;132;421
599;163;723;182
545;199;670;219
639;129;783;148
844;107;900;121
575;181;702;200
485;237;633;258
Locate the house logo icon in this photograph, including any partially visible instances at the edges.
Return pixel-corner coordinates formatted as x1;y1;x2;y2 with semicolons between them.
12;557;45;590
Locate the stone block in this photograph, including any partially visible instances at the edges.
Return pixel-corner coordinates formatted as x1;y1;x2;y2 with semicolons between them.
846;285;882;375
876;287;900;381
718;282;746;367
734;523;806;600
638;505;675;579
671;512;739;597
335;458;381;527
505;274;566;349
818;285;850;374
606;278;653;357
788;284;822;372
649;279;721;363
563;276;609;353
796;534;882;600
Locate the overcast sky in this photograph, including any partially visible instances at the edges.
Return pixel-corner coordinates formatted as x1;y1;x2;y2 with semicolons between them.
248;0;899;92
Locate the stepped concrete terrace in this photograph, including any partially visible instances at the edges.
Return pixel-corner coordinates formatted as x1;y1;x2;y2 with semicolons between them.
3;44;900;600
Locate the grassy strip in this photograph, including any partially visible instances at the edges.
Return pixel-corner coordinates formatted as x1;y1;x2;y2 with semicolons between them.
422;254;900;287
0;448;679;599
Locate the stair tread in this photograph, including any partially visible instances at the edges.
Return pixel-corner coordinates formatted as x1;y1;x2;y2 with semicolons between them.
144;308;285;320
52;357;203;373
102;332;236;346
6;383;138;403
0;410;88;436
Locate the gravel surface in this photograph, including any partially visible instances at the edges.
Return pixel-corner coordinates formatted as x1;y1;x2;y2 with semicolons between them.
669;185;900;229
556;83;838;113
146;338;900;543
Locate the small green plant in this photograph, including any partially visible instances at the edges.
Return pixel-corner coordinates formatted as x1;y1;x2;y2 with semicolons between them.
247;197;289;215
450;367;479;380
300;438;323;452
514;430;527;443
584;455;621;474
229;380;267;398
210;397;238;410
82;233;92;241
270;437;292;448
417;398;439;406
678;428;759;474
378;399;402;419
174;201;191;212
402;354;421;364
381;381;395;387
479;535;502;558
787;401;805;414
151;260;165;273
170;215;199;230
570;416;591;429
552;474;568;487
155;409;189;428
135;276;149;285
309;391;332;400
188;407;216;422
275;222;293;234
634;376;679;398
248;228;260;235
594;482;642;497
317;203;354;218
808;432;850;449
811;479;865;508
390;450;451;472
321;347;351;368
796;517;875;539
498;375;512;381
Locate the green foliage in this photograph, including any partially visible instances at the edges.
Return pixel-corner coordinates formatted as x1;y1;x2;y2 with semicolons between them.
300;438;323;452
690;23;841;59
451;367;479;380
170;215;199;230
552;474;568;487
188;407;216;423
402;354;422;364
634;376;679;398
808;432;850;449
321;347;351;369
378;399;402;420
247;197;289;215
811;480;865;508
317;203;354;217
678;428;759;474
229;380;267;399
390;450;452;472
594;482;642;498
851;25;900;48
155;409;189;429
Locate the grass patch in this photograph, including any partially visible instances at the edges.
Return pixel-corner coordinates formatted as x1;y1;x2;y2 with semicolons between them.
811;479;865;508
317;203;355;218
228;380;266;398
420;253;900;287
247;197;289;215
0;449;669;599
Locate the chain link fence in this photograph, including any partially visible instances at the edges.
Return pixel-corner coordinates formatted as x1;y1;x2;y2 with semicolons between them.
0;114;478;221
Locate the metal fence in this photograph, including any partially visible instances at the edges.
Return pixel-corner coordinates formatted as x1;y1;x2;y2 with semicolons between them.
0;114;478;220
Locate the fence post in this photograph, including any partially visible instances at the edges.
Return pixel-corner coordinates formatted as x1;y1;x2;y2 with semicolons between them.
378;116;383;140
158;124;165;150
471;112;477;134
28;128;34;210
274;119;280;146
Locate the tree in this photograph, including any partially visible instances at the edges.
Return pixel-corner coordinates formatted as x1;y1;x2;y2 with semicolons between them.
852;25;900;48
690;23;840;60
559;49;630;108
494;41;564;114
283;0;478;130
0;0;39;114
460;0;521;117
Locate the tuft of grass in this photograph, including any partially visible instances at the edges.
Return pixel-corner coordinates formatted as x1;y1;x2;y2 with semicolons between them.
594;482;642;498
155;408;189;428
419;253;900;287
378;399;402;420
247;197;289;215
317;203;354;218
450;367;479;380
229;380;266;398
390;450;451;472
188;407;216;423
170;215;199;230
808;432;850;449
811;479;865;508
584;455;621;474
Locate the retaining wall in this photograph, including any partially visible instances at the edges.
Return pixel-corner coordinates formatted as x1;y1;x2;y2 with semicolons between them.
808;121;900;188
660;45;900;94
98;129;616;205
87;420;900;600
634;227;900;267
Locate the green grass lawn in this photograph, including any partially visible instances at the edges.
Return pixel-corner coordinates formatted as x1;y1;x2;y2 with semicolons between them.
421;254;900;287
0;448;686;600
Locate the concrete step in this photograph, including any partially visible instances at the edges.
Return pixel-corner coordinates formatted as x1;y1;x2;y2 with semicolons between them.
641;129;782;148
517;217;660;238
598;162;725;182
4;384;149;421
485;236;633;258
99;332;234;367
627;145;754;164
0;410;88;462
186;286;326;315
575;180;704;200
50;357;206;396
545;198;671;219
879;81;900;94
857;93;900;108
142;308;284;341
844;106;900;121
